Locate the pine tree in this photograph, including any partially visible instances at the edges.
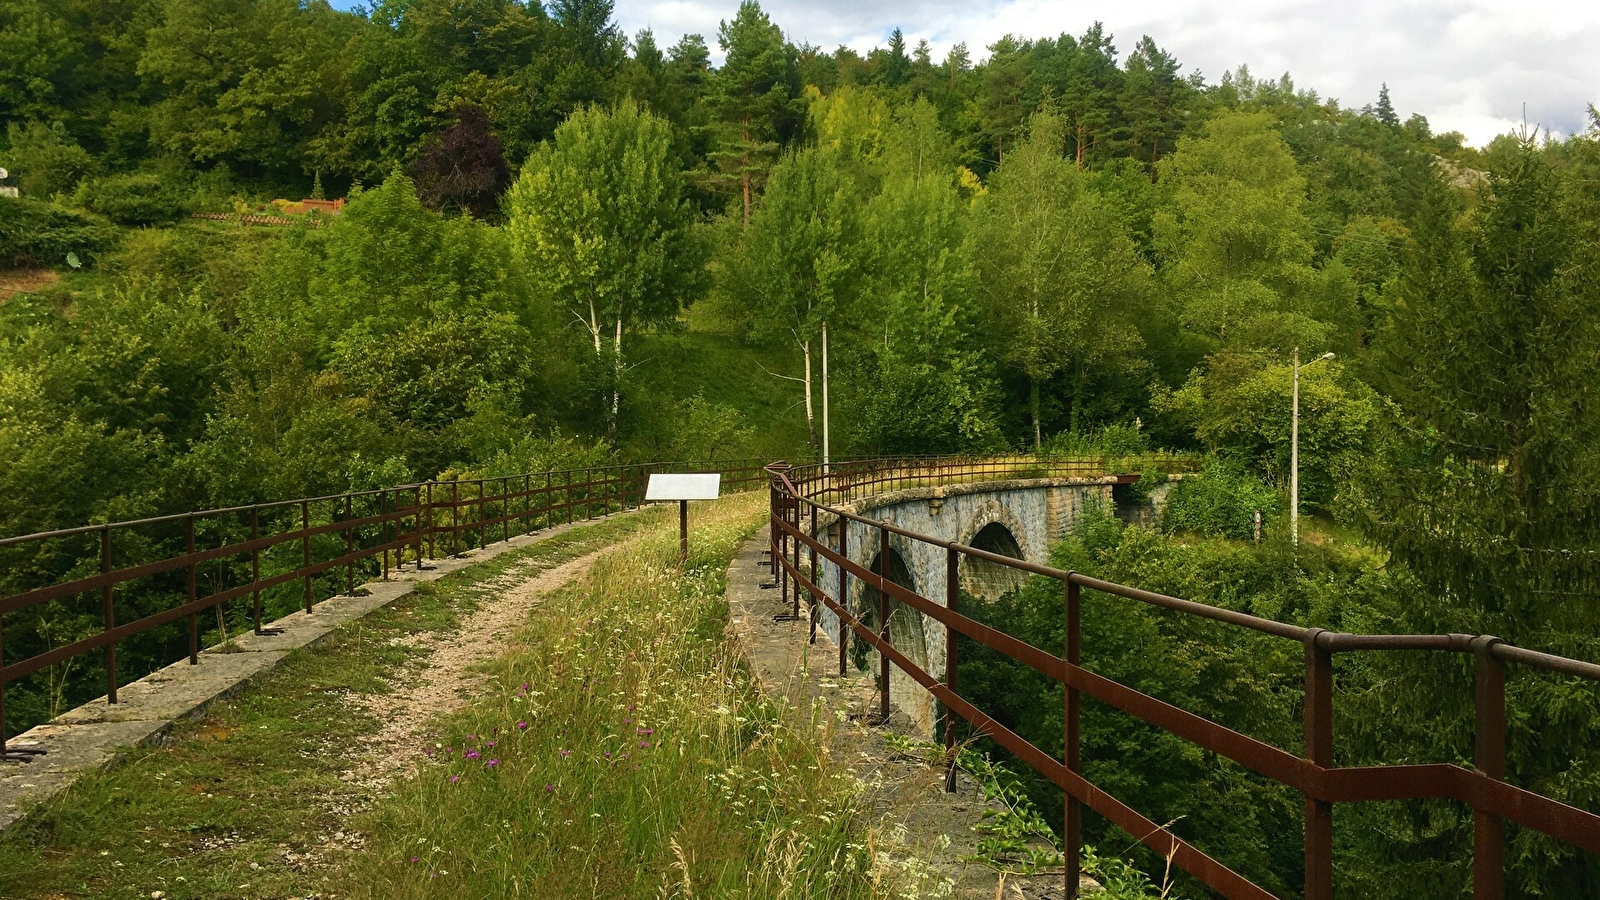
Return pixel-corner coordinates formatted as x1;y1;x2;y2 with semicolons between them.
1375;82;1399;128
700;1;798;223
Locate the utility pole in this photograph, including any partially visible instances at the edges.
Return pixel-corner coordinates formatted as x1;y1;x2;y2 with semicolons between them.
822;320;830;474
1292;348;1335;548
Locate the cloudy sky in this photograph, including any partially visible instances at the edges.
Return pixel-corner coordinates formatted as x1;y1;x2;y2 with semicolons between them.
337;1;1600;144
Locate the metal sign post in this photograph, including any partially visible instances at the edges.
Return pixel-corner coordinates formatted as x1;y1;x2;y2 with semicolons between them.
645;474;721;565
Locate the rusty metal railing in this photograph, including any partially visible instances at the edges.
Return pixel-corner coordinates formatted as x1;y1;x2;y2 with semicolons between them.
0;457;770;757
765;459;1600;900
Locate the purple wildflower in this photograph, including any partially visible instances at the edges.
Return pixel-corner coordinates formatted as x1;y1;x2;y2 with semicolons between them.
411;856;419;863
560;749;571;758
516;721;528;731
465;750;481;760
544;784;556;791
486;741;496;748
449;775;460;783
639;740;650;749
636;728;653;735
486;759;499;768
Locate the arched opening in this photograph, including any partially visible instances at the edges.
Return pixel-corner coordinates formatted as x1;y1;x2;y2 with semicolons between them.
959;522;1027;600
851;548;928;675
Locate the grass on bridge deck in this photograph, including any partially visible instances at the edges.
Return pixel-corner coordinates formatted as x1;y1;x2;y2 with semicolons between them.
0;493;903;900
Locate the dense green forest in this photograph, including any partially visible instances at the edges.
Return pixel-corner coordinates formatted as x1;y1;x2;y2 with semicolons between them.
3;1;1600;897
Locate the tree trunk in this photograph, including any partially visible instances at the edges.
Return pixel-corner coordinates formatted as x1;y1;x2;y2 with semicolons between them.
803;338;817;449
611;317;623;434
741;118;753;226
587;298;602;354
1070;363;1087;436
1031;378;1042;451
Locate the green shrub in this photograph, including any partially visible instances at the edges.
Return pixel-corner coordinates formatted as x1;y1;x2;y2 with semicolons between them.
1160;457;1280;539
1042;422;1151;458
77;172;189;225
1;122;95;197
0;196;117;268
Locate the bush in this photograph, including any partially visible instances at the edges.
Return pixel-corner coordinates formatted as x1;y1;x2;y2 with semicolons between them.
0;196;117;268
1160;457;1280;539
77;172;190;225
1041;422;1151;458
1;122;95;197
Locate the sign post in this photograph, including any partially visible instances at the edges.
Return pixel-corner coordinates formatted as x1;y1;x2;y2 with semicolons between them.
645;473;721;565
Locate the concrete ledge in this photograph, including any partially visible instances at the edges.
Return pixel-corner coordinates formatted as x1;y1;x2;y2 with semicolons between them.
0;513;631;831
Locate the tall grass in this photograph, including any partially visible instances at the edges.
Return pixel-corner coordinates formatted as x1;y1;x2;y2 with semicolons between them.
343;492;895;899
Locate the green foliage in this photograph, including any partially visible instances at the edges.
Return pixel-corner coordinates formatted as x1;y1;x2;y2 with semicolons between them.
77;171;190;225
1;121;94;196
0;195;116;268
507;98;700;428
1156;350;1374;507
1160;458;1280;539
659;394;757;462
969;109;1150;445
956;747;1064;873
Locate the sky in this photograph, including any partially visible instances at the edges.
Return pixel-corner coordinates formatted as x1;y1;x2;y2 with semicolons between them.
336;0;1600;145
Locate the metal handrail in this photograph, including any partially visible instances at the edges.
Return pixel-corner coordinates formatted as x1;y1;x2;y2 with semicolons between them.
764;459;1600;900
0;456;773;755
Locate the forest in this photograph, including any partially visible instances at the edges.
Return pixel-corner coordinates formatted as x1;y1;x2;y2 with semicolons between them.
2;0;1599;897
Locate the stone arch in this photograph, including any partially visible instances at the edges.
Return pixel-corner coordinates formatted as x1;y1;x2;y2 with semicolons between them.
851;546;929;675
956;500;1032;600
959;521;1028;599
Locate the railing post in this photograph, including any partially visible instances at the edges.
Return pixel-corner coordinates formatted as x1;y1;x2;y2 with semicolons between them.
1064;577;1082;897
945;545;959;791
566;471;573;525
808;502;818;645
102;525;116;704
187;514;199;663
790;499;802;619
838;516;849;677
1303;629;1334;900
477;479;486;548
1;609;6;756
380;490;390;580
450;481;460;556
251;506;262;634
426;483;435;560
1472;636;1506;900
344;494;354;594
878;525;890;722
502;476;509;543
301;500;312;614
413;485;424;569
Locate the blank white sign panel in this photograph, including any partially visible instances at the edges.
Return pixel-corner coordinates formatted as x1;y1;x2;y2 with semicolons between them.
645;473;721;501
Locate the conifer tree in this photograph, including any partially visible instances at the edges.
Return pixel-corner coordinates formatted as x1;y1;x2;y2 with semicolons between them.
701;1;798;223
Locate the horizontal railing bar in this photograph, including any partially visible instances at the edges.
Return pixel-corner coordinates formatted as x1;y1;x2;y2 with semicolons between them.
796;553;1276;900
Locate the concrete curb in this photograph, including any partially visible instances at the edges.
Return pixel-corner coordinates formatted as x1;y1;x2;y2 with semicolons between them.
0;511;634;831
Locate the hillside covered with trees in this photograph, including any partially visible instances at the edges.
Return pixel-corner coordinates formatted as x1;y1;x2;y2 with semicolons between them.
3;1;1600;897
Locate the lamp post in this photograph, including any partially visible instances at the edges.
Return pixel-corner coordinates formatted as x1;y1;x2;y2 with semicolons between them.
1292;348;1335;548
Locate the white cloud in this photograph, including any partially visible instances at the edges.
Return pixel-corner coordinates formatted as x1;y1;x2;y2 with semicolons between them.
614;0;1600;144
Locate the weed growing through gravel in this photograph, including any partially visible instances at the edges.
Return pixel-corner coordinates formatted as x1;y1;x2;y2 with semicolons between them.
344;492;895;899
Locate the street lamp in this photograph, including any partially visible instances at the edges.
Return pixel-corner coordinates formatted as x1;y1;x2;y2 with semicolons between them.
1291;348;1335;548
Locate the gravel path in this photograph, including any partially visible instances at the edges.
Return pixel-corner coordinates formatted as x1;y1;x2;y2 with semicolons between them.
341;547;609;797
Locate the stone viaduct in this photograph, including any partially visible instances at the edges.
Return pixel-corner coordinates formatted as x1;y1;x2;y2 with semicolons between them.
811;476;1176;735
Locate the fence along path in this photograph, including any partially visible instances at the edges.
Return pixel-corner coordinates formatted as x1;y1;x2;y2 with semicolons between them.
0;458;771;757
764;459;1600;900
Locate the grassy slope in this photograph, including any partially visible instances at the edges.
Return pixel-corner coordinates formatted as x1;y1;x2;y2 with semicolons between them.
625;326;813;461
0;513;659;900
